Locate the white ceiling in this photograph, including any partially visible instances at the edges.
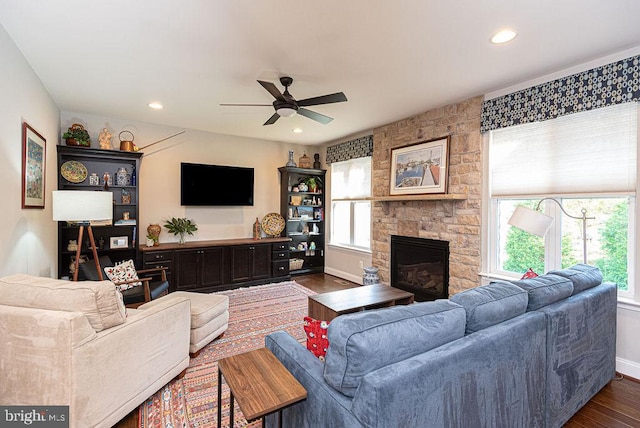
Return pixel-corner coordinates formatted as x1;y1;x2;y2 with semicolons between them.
2;0;640;145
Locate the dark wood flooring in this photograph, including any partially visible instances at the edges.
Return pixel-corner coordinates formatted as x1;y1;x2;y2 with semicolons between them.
114;273;640;428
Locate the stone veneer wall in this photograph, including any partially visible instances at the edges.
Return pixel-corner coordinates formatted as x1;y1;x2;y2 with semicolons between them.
372;95;483;295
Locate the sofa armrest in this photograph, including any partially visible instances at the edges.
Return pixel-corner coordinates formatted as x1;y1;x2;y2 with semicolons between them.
72;296;191;427
0;304;96;405
265;331;364;428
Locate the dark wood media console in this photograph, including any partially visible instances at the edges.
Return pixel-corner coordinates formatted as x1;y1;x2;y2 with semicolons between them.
140;237;291;293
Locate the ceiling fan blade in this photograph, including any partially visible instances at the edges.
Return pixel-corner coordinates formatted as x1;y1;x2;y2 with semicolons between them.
220;103;272;107
263;113;280;126
297;92;347;107
258;80;285;102
298;108;333;124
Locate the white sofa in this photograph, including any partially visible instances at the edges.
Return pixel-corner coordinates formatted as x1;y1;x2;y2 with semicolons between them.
0;274;192;428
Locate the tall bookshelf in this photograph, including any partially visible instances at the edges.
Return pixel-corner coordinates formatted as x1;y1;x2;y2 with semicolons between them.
56;145;142;279
278;167;326;275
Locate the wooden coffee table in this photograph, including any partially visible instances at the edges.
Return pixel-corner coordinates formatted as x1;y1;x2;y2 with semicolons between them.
217;347;307;428
308;283;414;322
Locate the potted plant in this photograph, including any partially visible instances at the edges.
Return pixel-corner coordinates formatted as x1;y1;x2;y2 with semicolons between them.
302;176;323;193
145;232;158;247
63;123;91;147
163;217;198;244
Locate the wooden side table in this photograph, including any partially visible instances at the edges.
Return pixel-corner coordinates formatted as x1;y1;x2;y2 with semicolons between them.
217;347;307;428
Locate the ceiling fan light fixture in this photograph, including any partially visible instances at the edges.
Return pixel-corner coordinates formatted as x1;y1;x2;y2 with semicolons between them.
276;107;297;118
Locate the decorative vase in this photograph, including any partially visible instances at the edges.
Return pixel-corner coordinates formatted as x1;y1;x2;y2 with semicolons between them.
286;150;297;167
178;232;186;244
115;167;131;186
253;217;261;240
147;224;161;246
145;238;155;247
363;266;380;285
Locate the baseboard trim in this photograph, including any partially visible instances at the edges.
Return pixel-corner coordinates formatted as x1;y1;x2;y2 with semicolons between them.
324;267;363;285
616;357;640;379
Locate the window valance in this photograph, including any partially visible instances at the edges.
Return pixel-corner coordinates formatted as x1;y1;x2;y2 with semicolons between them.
481;54;640;133
326;135;373;164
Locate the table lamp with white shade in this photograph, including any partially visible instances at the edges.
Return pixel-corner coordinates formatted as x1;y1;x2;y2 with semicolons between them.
52;190;113;281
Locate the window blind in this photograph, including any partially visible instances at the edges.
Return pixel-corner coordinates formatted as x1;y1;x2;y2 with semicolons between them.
331;157;371;199
490;103;637;196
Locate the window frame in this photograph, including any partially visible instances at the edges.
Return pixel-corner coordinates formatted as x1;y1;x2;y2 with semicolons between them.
481;108;639;303
328;157;372;252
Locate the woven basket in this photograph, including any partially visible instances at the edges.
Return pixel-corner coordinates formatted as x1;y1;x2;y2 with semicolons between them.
290;258;304;270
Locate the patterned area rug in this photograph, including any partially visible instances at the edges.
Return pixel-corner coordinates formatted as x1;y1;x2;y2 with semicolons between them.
139;281;316;428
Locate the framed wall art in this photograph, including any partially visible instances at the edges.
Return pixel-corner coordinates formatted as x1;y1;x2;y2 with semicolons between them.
389;136;450;196
22;122;47;208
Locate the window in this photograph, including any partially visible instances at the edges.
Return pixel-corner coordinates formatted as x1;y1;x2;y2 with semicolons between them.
485;103;637;298
330;157;371;250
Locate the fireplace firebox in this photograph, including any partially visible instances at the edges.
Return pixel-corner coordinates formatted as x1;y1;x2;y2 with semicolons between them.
390;235;449;301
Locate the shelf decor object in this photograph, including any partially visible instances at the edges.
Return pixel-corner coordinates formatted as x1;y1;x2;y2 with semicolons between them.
21;122;47;209
389;136;450;196
508;198;595;264
261;213;285;237
53;190;113;281
60;160;88;183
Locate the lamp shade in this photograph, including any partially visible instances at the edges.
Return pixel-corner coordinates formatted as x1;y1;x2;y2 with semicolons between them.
52;191;113;222
507;205;554;237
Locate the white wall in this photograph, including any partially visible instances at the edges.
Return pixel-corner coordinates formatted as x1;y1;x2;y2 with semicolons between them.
0;24;60;277
60;111;313;244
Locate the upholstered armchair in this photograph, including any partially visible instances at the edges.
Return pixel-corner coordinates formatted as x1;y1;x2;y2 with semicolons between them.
79;256;169;307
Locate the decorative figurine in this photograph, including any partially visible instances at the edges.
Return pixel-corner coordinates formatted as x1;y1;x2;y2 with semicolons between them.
98;128;112;150
313;153;321;169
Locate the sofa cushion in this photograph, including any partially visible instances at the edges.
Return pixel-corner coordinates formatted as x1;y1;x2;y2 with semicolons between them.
510;274;573;311
547;264;602;295
323;300;465;397
450;281;528;334
0;274;126;332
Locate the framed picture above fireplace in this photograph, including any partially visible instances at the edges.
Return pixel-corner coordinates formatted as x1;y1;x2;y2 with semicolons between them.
389;136;450;195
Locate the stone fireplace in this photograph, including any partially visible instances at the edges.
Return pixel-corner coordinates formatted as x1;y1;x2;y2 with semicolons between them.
390;235;449;301
371;95;483;295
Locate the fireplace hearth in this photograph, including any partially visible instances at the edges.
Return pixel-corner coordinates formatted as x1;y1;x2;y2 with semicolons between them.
390;235;449;301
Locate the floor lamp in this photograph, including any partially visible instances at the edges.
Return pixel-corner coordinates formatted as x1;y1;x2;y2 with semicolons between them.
52;190;113;281
508;198;595;264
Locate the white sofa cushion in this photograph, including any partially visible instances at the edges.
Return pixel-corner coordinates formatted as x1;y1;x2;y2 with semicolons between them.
0;274;126;332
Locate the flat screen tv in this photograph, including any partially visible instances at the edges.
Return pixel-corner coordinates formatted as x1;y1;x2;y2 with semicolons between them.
181;162;254;206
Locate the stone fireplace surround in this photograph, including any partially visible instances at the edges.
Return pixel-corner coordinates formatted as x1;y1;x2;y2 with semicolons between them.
371;95;483;296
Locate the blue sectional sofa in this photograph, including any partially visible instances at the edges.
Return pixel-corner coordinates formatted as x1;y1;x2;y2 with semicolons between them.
265;264;616;428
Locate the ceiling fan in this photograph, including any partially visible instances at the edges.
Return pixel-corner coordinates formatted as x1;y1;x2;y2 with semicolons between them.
220;76;347;126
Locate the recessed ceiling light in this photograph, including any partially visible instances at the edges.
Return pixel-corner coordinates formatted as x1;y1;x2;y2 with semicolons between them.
490;29;517;44
148;102;164;110
292;128;303;133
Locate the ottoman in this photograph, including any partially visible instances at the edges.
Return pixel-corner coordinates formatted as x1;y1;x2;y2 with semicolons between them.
140;291;229;357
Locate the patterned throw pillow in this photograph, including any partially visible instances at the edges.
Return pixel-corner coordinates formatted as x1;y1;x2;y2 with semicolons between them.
521;268;539;280
303;316;330;361
103;259;141;290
